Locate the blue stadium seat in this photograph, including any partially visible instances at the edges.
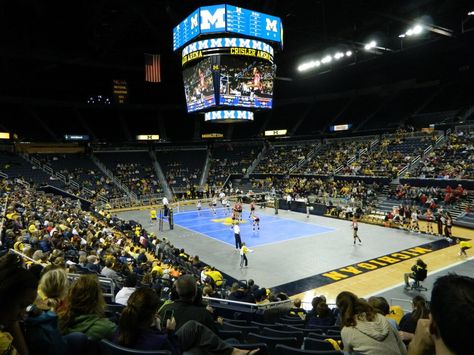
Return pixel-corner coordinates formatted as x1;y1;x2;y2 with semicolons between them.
275;344;343;355
99;339;172;355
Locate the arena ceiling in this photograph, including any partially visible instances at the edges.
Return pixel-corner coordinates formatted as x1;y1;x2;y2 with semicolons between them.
0;0;473;141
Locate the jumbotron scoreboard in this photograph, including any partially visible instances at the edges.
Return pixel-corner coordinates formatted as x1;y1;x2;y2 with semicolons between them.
173;4;283;122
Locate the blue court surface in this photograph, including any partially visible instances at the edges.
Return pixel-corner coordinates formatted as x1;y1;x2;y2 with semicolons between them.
171;208;335;247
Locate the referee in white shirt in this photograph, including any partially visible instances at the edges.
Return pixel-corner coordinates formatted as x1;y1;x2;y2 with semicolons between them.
162;196;169;216
233;223;242;250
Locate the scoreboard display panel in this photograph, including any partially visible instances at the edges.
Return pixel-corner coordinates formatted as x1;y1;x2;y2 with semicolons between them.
219;56;274;109
226;5;282;43
173;8;200;51
183;57;216;113
173;5;283;52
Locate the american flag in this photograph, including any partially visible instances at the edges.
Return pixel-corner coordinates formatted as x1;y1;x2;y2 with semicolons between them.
144;54;161;83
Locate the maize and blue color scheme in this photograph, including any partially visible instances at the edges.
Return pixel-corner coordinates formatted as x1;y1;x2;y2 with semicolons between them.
171;208;335;247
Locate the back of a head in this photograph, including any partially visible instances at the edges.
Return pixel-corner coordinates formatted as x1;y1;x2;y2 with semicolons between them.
0;253;38;310
39;268;68;306
431;274;474;355
316;302;331;318
312;296;322;310
64;275;105;319
118;288;160;346
124;273;137;288
368;296;390;316
336;291;375;327
293;298;301;308
176;274;197;301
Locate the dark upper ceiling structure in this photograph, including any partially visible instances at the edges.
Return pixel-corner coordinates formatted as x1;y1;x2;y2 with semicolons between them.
0;0;473;142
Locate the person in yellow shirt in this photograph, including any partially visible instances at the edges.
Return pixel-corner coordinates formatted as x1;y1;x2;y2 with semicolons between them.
205;267;223;287
150;208;157;224
459;240;472;256
240;242;253;268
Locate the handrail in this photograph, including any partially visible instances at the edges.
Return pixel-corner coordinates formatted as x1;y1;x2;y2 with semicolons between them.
9;248;41;264
0;195;9;246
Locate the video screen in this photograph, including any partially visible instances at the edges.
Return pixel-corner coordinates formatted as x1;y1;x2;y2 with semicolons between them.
183;57;215;112
219;57;275;109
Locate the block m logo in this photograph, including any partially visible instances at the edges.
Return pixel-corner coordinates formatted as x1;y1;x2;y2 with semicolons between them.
200;7;226;31
265;18;278;32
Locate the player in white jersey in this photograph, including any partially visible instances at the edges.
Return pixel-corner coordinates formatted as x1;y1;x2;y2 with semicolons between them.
411;209;420;233
352;217;362;245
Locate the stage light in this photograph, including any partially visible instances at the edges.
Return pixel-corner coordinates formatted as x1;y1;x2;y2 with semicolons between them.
412;24;423;34
334;52;344;60
321;55;332;63
402;24;423;38
345;50;352;57
364;40;377;50
468;11;474;16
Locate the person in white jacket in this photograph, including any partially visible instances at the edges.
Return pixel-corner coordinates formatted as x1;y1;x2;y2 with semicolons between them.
336;291;407;355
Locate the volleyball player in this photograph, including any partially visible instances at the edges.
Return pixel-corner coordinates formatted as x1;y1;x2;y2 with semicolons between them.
196;200;202;215
411;208;420;233
210;196;217;215
352;216;362;245
425;208;434;234
252;214;260;231
248;200;256;218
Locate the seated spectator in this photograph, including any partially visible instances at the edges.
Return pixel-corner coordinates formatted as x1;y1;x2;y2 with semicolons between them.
36;268;69;312
58;274;117;340
289;298;306;320
407;274;474;355
306;296;323;319
398;295;430;344
25;268;69;355
158;275;218;334
115;286;257;355
85;255;101;273
115;273;137;306
368;296;398;330
307;301;335;327
101;259;120;281
205;266;224;288
336;291;406;355
0;253;38;355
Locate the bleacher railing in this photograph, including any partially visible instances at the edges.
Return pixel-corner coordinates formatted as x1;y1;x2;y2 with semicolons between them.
204;296;292;313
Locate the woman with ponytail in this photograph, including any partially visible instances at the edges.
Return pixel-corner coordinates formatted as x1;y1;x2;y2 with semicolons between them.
336;291;406;355
115;288;258;355
37;268;68;312
398;295;430;343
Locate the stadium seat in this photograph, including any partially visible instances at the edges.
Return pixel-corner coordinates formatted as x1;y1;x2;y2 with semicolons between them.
250;321;286;330
247;332;298;353
221;323;259;340
99;339;172;355
218;330;244;343
274;344;343;355
308;332;342;342
262;327;304;346
304;338;337;351
63;332;98;355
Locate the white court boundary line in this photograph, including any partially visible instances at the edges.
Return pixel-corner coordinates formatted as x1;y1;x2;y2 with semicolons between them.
362;256;474;300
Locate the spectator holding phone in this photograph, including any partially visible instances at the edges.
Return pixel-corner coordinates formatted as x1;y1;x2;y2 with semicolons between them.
115;288;258;355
